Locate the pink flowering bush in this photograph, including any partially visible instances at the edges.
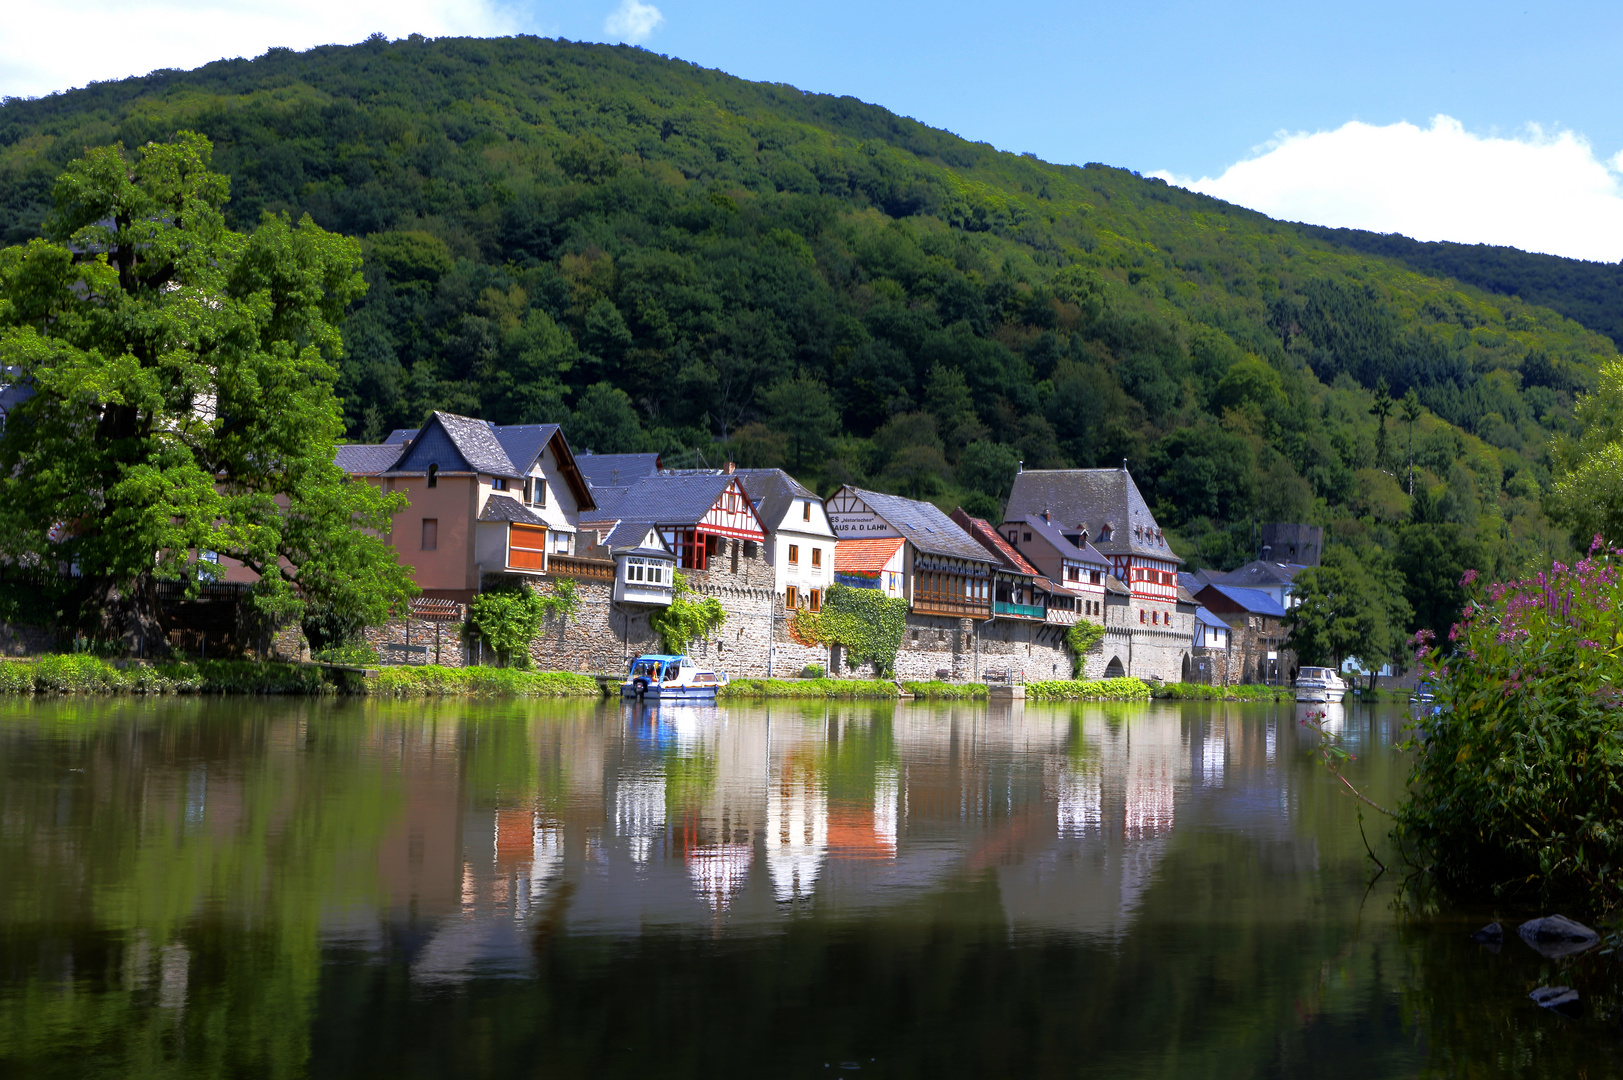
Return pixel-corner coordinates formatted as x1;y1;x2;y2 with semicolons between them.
1398;537;1623;914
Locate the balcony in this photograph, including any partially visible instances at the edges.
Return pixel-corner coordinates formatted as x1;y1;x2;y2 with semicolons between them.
993;600;1047;619
546;555;616;581
911;598;992;620
615;580;674;607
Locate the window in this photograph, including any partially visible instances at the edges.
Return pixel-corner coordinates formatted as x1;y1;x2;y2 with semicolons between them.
421;519;438;551
788;544;800;564
553;531;570;554
1139;609;1146;624
1008;532;1018;544
809;589;822;612
811;547;822;568
627;557;645;582
786;585;799;609
1152;611;1159;625
426;464;438;489
492;477;507;491
803;501;812;521
1023;532;1032;542
1066;566;1079;582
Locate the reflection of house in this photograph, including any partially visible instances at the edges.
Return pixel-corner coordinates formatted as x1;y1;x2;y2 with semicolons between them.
335;412;596;603
825;486;996;619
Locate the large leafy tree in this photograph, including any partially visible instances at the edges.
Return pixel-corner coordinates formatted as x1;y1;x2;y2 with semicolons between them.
1285;545;1412;671
0;133;413;642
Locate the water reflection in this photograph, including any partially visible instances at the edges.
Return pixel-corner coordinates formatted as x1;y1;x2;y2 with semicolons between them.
3;695;1607;1079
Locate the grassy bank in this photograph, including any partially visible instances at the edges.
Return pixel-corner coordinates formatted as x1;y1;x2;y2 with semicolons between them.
369;666;598;697
718;678;898;699
1150;683;1294;701
1025;678;1152;701
902;680;989;700
0;656;341;694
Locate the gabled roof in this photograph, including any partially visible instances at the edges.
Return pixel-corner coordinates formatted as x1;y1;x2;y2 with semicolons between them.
836;537;904;573
1197;583;1289;617
1003;514;1111;568
1206;560;1308;590
734;468;822;532
385;428;419;445
950;508;1043;578
838;487;995;565
604;520;673;556
391;411;518;477
1004;467;1181;563
583;473;763;533
335;443;402;475
493;424;560;475
1195;607;1228;629
576;453;662;489
478;494;546;525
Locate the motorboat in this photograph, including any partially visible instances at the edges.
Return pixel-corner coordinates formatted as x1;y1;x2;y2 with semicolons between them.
1294;666;1348;704
621;653;727;699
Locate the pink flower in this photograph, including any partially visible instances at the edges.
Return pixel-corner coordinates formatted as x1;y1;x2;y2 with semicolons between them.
1460;568;1479;588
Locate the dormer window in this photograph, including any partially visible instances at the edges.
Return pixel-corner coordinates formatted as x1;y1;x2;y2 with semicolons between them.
427;464;438;489
1099;524;1112;542
492;477;508;492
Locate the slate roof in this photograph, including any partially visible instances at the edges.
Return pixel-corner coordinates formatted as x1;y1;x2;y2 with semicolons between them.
603;520;673;556
493;424;560;474
478;494;547;525
385;428;419;445
390;411;519;477
835;537;904;573
1004;467;1181;563
1195;607;1228;629
1205;561;1308;591
950;509;1044;578
582;473;761;532
1005;514;1111;568
844;487;995;565
335;443;403;475
1199;583;1288;617
576;453;662;489
734;468;821;532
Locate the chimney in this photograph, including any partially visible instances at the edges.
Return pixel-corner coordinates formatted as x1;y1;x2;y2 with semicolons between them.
1018;460;1024;473
725;461;736;474
1262;544;1272;563
1121;458;1128;472
1042;508;1051;523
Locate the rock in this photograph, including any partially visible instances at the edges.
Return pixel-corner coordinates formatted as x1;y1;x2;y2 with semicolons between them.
1518;915;1600;958
1469;922;1503;944
1530;985;1582;1017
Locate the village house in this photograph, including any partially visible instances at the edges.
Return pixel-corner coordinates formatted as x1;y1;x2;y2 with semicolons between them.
334;411;596;604
1191;583;1292;685
1003;464;1193;681
734;469;837;614
825;486;1000;680
996;513;1112;622
950;508;1079;682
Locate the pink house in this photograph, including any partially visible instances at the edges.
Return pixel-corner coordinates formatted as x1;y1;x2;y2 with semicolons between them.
336;412;596;603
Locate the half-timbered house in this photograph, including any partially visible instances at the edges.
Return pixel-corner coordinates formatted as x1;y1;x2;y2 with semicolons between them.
825;486;995;620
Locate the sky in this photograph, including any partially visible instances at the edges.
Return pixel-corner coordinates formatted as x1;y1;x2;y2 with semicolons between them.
3;1;1622;262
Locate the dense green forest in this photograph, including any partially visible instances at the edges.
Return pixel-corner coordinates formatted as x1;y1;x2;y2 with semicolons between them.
1;34;1615;647
1304;225;1623;351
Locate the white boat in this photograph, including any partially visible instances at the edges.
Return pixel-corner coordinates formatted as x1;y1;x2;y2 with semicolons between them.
621;653;727;699
1295;666;1348;703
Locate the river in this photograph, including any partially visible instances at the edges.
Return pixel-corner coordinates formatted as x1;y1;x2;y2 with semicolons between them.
0;696;1615;1078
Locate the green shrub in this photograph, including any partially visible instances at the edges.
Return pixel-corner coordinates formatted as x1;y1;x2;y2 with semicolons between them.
0;661;35;693
34;654;124;693
901;680;988;699
1398;550;1623;914
1025;677;1152;700
1151;683;1292;701
368;665;599;697
719;678;898;699
800;664;825;679
313;643;380;666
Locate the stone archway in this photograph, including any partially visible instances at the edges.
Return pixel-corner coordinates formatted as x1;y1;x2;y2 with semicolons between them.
1180;652;1192;683
1104;656;1126;679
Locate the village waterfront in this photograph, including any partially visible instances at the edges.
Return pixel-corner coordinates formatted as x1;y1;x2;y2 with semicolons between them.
2;694;1613;1079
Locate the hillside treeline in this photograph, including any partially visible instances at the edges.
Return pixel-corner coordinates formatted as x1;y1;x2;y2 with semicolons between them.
0;35;1615;648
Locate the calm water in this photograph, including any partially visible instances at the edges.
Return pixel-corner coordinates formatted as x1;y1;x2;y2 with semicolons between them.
0;697;1618;1079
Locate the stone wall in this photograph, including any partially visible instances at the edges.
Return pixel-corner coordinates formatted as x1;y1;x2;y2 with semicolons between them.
0;621;56;657
973;617;1072;682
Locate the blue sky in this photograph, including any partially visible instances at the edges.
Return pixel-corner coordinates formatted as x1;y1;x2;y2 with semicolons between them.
5;1;1623;258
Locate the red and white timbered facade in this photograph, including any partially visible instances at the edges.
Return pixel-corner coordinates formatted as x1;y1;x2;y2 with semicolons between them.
660;477;767;570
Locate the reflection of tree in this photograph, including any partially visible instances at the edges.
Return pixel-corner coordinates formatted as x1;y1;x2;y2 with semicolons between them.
0;698;403;1077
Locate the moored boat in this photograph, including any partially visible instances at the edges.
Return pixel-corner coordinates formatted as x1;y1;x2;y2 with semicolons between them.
621;653;727;699
1294;666;1348;704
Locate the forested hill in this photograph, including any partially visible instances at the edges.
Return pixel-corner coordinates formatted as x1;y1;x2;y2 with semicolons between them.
0;35;1613;609
1303;226;1623;351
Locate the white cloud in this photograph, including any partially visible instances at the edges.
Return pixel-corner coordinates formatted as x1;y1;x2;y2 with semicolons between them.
1155;116;1623;263
0;1;521;100
604;0;663;44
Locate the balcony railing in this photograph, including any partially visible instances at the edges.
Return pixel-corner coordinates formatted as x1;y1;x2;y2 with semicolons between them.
545;554;616;581
993;600;1047;619
911;598;992;619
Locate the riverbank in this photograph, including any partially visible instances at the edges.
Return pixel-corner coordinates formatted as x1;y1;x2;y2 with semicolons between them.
1150;683;1294;701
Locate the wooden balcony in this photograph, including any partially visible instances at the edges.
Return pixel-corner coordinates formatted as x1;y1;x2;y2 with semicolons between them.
546;555;616;581
911;598;992;620
993;600;1047;620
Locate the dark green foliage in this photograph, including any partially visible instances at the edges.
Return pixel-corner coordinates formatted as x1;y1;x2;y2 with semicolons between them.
1284;544;1412;668
1399;553;1623;914
0;35;1608;591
